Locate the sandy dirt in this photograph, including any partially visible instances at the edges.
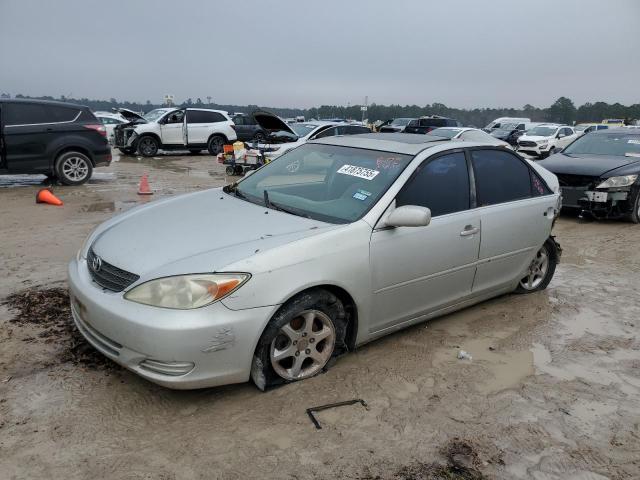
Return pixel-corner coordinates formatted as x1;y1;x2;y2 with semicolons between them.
0;150;639;479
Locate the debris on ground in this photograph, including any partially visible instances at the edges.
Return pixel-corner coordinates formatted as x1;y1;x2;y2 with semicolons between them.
358;438;489;479
2;287;119;370
457;350;473;360
306;399;368;429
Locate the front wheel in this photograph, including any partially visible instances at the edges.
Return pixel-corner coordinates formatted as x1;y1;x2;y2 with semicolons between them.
55;152;93;186
628;191;640;224
515;238;559;293
137;136;159;157
207;135;225;155
251;289;347;390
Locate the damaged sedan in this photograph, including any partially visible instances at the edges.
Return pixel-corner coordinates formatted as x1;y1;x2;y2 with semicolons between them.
68;134;561;390
538;129;640;222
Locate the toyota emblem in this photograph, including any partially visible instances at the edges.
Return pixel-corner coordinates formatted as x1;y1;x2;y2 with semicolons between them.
92;255;102;272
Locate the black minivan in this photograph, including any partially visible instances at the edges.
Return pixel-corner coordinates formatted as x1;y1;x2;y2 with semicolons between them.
0;99;111;185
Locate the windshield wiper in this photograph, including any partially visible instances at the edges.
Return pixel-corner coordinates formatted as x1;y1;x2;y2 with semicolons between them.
263;189;309;218
224;182;248;200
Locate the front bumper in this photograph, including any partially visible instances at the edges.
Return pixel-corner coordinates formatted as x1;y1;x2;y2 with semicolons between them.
67;257;279;389
560;186;630;217
517;143;550;156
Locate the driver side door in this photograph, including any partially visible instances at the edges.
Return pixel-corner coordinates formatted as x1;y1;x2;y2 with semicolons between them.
160;110;185;145
369;150;481;334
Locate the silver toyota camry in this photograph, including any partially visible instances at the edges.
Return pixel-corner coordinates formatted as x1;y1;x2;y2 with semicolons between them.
68;133;561;390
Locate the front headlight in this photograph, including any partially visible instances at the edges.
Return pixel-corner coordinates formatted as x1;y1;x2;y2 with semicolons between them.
596;175;638;189
537;140;548;145
124;273;250;309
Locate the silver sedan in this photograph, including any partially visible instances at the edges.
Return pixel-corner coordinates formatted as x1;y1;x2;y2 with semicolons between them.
68;133;561;390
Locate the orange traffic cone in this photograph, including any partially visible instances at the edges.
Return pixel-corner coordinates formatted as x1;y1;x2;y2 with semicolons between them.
138;173;153;195
36;188;63;206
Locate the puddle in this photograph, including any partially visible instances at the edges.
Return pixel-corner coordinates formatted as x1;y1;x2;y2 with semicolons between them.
0;172;115;188
80;200;137;213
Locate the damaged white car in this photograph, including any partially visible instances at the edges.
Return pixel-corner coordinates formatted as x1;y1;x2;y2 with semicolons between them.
68;133;561;390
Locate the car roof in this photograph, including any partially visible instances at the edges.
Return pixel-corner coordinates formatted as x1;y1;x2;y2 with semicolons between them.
310;132;450;155
1;98;88;109
592;127;640;135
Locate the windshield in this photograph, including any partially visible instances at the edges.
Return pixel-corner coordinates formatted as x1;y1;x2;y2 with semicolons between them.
391;118;411;126
499;123;518;130
563;133;640;156
427;128;461;139
144;109;171;122
290;123;318;138
527;126;557;137
231;144;412;224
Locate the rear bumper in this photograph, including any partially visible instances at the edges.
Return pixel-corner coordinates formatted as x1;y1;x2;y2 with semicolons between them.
93;150;112;167
67;257;279;389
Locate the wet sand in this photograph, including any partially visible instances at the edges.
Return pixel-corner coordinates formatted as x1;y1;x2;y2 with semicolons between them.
1;150;639;479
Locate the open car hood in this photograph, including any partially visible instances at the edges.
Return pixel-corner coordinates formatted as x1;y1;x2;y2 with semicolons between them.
113;108;146;122
253;110;297;137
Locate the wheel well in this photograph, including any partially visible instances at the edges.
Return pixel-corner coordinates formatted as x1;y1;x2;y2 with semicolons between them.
280;285;358;351
54;146;94;169
208;133;228;144
138;132;161;144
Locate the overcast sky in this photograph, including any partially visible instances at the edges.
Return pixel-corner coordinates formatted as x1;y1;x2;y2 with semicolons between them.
1;0;638;109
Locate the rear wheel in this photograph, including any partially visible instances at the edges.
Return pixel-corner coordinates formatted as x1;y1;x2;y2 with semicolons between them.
55;151;93;186
207;135;225;155
251;289;347;390
515;238;558;293
137;136;159;157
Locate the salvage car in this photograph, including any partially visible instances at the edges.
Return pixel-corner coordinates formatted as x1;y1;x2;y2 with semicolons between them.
249;112;370;161
0;99;111;185
231;113;269;142
403;115;461;134
69;133;561;390
538;129;640;222
113;108;236;157
517;124;578;158
428;127;513;149
378;118;415;133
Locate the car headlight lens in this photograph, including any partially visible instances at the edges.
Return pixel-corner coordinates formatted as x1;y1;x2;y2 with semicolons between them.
124;273;250;309
537;140;548;145
596;175;638;189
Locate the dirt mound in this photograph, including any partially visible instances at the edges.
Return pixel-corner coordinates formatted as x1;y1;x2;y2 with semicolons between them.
3;287;119;370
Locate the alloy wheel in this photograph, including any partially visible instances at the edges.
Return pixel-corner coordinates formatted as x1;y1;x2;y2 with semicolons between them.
270;309;336;381
209;136;224;154
139;138;157;156
61;156;89;182
519;245;550;290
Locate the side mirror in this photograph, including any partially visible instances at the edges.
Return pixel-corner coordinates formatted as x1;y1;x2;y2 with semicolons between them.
385;205;431;228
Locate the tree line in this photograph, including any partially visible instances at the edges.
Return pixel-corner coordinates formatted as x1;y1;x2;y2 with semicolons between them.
1;93;638;127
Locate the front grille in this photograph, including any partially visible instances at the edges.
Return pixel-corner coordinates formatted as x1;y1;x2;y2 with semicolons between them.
87;247;139;292
557;174;597;188
518;141;537;147
113;127;134;147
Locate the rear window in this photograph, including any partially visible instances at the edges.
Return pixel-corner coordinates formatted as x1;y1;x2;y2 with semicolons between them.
419;118;447;128
3;103;80;125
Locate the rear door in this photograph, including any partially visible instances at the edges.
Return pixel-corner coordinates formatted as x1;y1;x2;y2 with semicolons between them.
2;102;60;173
369;150;480;333
232;115;251;141
469;148;554;293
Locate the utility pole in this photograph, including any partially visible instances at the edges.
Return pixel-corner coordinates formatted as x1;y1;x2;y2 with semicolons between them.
207;96;212;105
361;95;368;124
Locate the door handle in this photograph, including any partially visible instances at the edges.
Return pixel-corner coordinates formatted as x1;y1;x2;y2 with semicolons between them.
460;225;479;236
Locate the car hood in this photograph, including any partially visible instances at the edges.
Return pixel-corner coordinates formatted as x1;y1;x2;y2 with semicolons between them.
90;188;336;279
114;108;146;122
253;110;297;137
537;153;640;177
519;135;549;142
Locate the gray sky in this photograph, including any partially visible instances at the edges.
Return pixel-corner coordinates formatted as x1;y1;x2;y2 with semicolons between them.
1;0;638;109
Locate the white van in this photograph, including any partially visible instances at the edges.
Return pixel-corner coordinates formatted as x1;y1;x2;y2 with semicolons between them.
485;117;531;131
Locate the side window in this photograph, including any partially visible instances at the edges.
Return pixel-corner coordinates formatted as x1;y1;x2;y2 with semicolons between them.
517;124;525;130
47;106;80;122
531;171;552;197
344;126;370;135
396;152;470;217
471;149;532;206
208;112;227;123
188;110;208;124
4;103;51;125
165;111;184;124
313;127;339;139
562;127;572;136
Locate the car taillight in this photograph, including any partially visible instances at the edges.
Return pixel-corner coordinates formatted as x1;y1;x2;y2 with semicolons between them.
84;124;107;137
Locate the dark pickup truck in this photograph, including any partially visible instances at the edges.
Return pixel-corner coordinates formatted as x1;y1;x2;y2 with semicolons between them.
404;116;461;134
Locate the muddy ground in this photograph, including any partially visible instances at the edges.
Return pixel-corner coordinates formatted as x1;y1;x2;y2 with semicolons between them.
0;150;638;479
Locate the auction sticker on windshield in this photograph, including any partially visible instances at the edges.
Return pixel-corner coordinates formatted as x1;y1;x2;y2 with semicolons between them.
337;164;380;180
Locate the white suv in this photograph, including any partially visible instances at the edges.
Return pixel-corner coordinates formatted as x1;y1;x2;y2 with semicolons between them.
113;108;237;156
517;124;577;158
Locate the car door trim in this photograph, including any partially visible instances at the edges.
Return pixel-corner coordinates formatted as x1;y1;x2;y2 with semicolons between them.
4;110;82;128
